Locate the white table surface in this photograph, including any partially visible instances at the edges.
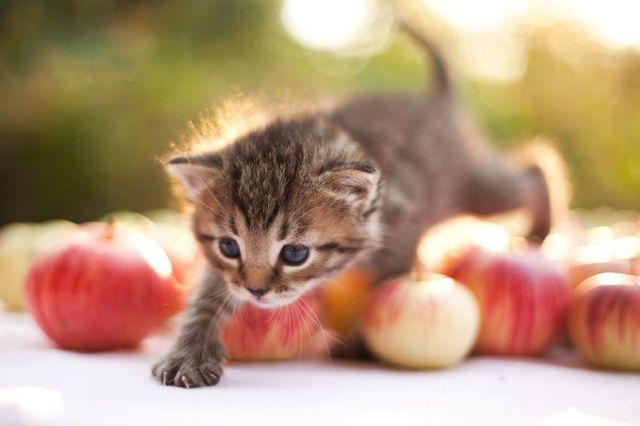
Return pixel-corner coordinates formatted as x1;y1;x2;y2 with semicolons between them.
1;311;639;426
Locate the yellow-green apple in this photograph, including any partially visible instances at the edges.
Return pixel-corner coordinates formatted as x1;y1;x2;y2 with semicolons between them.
0;220;76;311
321;268;373;340
361;273;479;369
444;246;571;355
568;273;640;370
220;292;323;361
25;221;189;351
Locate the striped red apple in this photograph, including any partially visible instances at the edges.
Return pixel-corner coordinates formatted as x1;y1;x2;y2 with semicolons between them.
568;273;640;370
362;273;479;369
26;221;189;351
444;246;571;356
221;292;324;361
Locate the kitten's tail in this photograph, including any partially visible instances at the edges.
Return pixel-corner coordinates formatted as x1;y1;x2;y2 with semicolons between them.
399;22;451;96
514;139;572;240
464;139;570;243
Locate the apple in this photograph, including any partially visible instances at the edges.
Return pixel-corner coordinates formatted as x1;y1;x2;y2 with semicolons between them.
361;273;479;369
145;220;203;295
0;220;76;311
104;210;202;300
444;246;571;356
321;268;372;340
220;292;324;361
25;221;188;351
568;273;640;370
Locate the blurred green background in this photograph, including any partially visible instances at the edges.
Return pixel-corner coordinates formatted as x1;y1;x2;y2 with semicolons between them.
1;0;639;226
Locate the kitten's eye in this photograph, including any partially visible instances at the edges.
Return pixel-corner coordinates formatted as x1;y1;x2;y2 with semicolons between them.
219;237;240;259
280;244;310;266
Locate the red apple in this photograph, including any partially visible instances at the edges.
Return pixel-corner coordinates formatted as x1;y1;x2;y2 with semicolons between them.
103;210;202;299
220;292;324;361
444;246;571;356
362;273;479;369
568;273;640;370
25;221;189;351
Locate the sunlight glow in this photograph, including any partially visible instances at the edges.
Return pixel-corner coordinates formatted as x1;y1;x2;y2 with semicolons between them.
281;0;640;83
460;31;528;82
542;233;570;261
281;0;391;54
614;236;640;260
566;0;640;49
422;0;528;33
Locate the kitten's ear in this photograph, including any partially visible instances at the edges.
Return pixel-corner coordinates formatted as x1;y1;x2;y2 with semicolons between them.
321;161;380;210
167;153;222;200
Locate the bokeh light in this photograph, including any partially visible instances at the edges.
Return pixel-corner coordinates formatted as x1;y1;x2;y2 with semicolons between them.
281;0;392;55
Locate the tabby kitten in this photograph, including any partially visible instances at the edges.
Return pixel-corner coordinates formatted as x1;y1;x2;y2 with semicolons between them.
152;25;554;387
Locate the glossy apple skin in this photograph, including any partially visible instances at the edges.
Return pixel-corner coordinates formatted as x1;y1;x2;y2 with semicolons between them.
445;246;571;356
103;210;201;308
362;274;479;369
221;292;323;361
568;273;640;370
25;222;188;351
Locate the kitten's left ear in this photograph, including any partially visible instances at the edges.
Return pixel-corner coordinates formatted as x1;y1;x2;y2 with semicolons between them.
167;153;222;200
321;161;380;211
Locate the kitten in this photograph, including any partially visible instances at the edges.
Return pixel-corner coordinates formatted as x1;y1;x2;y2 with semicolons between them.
152;25;554;387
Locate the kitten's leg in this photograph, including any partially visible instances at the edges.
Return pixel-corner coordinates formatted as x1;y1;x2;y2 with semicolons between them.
464;161;553;242
151;268;234;388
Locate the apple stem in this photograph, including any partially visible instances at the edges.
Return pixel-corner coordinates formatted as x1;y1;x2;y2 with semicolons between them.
103;217;116;240
411;259;429;281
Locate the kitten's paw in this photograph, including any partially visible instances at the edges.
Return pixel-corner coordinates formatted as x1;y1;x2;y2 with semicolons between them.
152;348;224;388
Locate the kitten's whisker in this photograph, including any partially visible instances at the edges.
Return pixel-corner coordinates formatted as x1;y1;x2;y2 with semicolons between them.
300;296;344;348
297;298;333;360
293;302;316;359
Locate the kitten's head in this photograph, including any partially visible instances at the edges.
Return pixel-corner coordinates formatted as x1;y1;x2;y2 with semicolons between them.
168;118;381;307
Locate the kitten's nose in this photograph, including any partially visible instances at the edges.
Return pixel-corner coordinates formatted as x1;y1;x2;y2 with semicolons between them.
246;287;268;298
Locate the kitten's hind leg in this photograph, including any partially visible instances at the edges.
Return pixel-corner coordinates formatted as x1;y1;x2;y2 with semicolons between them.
463;153;564;242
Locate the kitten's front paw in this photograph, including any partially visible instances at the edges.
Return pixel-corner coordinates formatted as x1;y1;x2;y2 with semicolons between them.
152;347;224;388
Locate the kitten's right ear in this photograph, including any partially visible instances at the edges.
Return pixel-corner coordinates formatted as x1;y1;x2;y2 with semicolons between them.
167;153;222;200
320;161;380;212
